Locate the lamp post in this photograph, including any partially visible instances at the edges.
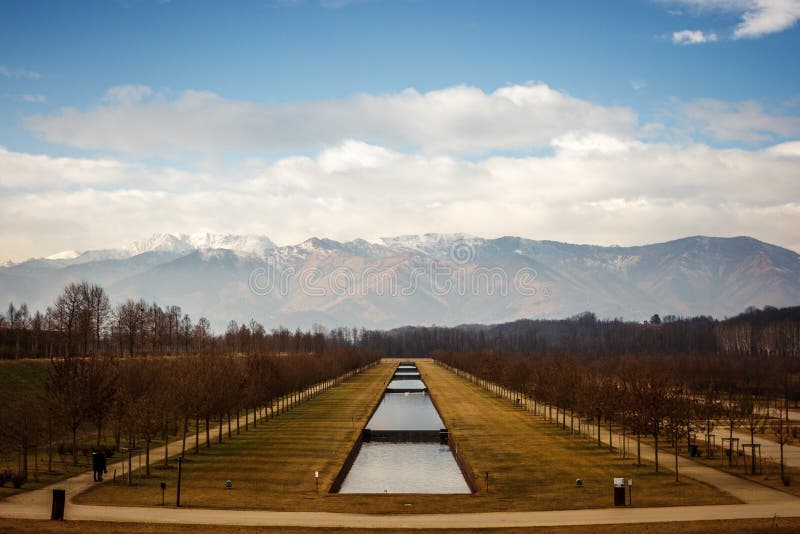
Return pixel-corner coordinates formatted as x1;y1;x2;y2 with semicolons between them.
315;471;319;494
628;478;633;506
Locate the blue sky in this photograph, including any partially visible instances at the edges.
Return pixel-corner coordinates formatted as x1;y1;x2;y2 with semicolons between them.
1;0;799;260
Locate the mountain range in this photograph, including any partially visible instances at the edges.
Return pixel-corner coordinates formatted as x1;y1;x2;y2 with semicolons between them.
1;233;799;329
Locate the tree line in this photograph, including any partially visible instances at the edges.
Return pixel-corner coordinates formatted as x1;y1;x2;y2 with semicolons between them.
434;348;800;484
0;282;380;486
358;306;800;359
0;281;364;359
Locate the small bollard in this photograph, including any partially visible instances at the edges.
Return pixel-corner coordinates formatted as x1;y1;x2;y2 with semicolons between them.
160;482;166;505
51;489;66;520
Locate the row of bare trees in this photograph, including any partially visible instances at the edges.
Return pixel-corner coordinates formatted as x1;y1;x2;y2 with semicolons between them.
434;350;800;483
3;347;378;483
0;282;363;359
0;283;380;483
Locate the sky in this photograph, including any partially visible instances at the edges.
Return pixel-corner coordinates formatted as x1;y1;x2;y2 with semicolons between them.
1;0;799;261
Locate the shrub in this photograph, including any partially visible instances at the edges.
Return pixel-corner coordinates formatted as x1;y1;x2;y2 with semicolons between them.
0;469;13;487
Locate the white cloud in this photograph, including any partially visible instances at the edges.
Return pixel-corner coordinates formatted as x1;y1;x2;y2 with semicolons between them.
666;1;800;39
0;147;126;189
0;65;41;80
103;84;154;105
0;146;208;191
733;0;800;38
672;29;719;43
24;83;639;156
550;132;642;154
1;140;799;260
676;98;800;142
21;94;46;103
767;140;800;156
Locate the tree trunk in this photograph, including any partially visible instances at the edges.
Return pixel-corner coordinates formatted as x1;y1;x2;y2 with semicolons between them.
72;426;79;465
96;416;103;448
181;418;187;458
48;416;53;472
163;420;169;468
145;438;151;478
674;429;679;482
728;421;734;467
654;431;659;472
597;418;601;447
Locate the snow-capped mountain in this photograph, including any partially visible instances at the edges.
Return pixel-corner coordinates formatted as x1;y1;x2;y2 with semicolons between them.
1;234;798;329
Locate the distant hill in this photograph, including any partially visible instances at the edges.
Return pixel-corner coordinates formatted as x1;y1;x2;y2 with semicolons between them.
1;233;798;329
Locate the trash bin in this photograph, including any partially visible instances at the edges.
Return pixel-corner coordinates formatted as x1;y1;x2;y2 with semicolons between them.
51;489;66;520
689;444;699;457
613;477;626;506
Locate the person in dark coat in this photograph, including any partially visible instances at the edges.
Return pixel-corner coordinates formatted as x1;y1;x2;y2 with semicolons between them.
98;451;107;481
91;451;100;481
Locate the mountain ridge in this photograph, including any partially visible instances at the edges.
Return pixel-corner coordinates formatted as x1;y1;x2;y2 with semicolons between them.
2;233;798;329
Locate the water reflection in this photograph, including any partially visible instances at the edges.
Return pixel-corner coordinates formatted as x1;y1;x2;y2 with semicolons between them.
338;442;471;494
386;379;426;391
367;393;444;430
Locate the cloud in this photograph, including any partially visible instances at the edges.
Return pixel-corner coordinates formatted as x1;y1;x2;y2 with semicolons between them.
0;65;42;80
2;139;799;260
733;0;800;38
1;94;46;103
672;29;719;43
320;0;369;7
103;84;153;105
676;98;800;142
24;83;639;156
630;79;647;91
21;94;46;103
0;147;126;189
0;146;208;191
665;0;800;39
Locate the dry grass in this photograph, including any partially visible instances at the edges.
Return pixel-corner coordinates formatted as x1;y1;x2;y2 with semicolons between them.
75;358;735;515
74;361;396;512
416;360;737;511
3;517;800;533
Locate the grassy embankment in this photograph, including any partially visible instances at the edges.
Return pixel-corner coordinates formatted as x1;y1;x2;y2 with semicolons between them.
77;358;732;513
416;360;736;510
75;360;395;511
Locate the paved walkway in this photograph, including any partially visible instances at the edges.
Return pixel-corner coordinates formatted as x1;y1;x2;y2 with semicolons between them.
1;361;799;529
725;428;800;469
